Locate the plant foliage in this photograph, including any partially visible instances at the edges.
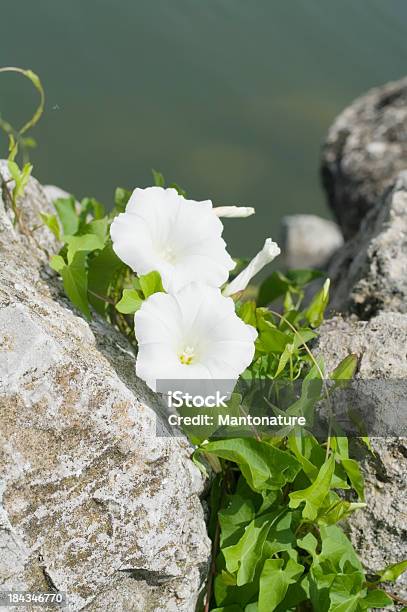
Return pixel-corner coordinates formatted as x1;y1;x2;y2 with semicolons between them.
40;175;405;611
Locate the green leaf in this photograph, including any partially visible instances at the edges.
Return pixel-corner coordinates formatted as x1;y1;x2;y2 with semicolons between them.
114;187;132;212
19;163;32;196
274;343;294;377
376;559;407;582
238;301;257;327
116;289;143;314
223;515;273;585
8;160;21;185
54;197;79;236
289;455;335;520
330;354;358;381
257;272;291;307
256;321;291;354
51;251;90;319
214;564;259;608
317;498;366;526
86;217;109;243
180;393;242;445
258;269;323;307
65;233;105;264
80;197;105;219
50;254;66;273
293;329;317;349
360;589;393;608
258;559;304;612
340;458;365;501
328;592;360;612
7;159;21;186
203;439;301;493
297;532;318;560
168;181;187;197
219;494;256;547
262;510;296;557
319;524;364;573
286;269;324;286
152;168;165;187
304;279;330;327
8;160;33;201
139;271;164;298
88;244;125;315
40;212;61;240
287;432;320;481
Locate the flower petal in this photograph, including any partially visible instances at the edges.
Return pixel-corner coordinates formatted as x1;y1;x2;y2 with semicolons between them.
213;206;255;218
134;292;182;346
223;238;281;297
110;186;234;292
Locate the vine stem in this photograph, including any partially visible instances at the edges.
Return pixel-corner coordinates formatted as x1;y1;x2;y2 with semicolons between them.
384;591;407;606
0;169;30;238
204;517;221;612
203;470;229;612
0;67;45;139
87;289;116;305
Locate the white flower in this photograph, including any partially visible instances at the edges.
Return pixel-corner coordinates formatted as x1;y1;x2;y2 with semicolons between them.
213;206;255;218
223;238;281;297
135;283;257;392
110;187;235;293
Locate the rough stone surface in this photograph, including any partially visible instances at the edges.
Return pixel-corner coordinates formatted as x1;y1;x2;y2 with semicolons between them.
327;172;407;318
0;163;210;611
321;76;407;238
43;184;76;206
319;99;407;605
315;314;407;606
280;214;343;269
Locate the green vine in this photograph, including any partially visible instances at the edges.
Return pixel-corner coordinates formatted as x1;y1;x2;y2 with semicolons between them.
0;66;45;230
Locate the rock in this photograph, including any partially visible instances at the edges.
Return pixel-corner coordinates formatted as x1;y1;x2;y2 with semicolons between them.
0;161;59;256
314;80;407;607
321;76;407;238
0;164;210;611
280;214;343;269
315;314;407;605
327;172;407;318
43;184;76;206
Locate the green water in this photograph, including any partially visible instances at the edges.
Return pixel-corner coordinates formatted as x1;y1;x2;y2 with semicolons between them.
1;0;407;256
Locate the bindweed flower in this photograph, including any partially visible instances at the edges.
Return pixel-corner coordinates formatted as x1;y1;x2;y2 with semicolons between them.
213;206;255;218
135;282;257;392
223;238;281;297
110;187;235;293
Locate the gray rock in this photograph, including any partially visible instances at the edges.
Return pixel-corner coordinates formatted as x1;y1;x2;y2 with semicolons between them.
315;314;407;606
0;164;210;611
315;79;407;607
327;172;407;318
321;76;407;238
280;214;343;269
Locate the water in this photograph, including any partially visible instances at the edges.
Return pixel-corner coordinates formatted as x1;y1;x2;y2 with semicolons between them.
1;0;407;256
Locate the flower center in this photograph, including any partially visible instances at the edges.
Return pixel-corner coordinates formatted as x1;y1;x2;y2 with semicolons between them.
160;245;177;264
179;345;195;365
